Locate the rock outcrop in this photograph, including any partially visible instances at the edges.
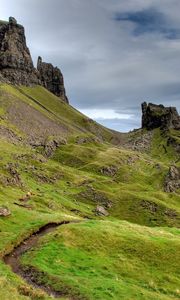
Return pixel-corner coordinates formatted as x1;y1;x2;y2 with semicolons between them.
141;102;180;130
44;137;67;157
164;165;180;193
94;205;109;217
0;17;38;85
37;56;68;103
0;17;68;103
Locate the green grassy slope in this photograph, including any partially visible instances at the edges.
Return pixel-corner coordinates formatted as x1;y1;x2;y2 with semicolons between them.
0;84;116;145
21;220;180;300
0;84;179;299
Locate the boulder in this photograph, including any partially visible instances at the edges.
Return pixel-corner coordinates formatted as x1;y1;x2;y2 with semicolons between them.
94;205;109;216
0;207;11;217
100;165;118;177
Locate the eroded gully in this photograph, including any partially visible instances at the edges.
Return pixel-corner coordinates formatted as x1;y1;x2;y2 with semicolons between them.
3;220;81;299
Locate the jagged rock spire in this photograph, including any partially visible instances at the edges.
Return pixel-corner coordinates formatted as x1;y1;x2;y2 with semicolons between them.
37;56;69;103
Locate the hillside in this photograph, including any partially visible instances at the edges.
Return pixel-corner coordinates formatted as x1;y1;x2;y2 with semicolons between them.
0;17;179;300
0;84;116;145
0;82;179;300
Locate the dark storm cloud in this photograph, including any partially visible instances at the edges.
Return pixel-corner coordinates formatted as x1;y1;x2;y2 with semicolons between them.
114;7;180;39
1;0;180;132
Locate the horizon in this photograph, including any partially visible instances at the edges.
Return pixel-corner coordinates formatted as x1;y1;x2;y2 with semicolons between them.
1;0;180;132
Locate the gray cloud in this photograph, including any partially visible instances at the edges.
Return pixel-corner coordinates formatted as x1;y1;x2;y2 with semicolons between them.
114;7;180;39
1;0;180;132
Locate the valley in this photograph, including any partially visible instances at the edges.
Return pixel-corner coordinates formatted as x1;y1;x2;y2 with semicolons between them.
0;17;179;300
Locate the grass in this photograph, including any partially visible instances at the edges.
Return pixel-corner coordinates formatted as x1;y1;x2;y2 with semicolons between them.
0;84;115;143
0;84;179;299
21;220;180;300
150;129;179;164
20;85;114;141
52;141;180;227
0;20;8;25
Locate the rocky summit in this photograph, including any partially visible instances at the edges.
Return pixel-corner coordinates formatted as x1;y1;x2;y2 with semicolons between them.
0;17;68;102
0;17;38;85
141;102;180;130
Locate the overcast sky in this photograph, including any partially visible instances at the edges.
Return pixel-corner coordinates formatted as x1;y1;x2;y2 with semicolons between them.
1;0;180;132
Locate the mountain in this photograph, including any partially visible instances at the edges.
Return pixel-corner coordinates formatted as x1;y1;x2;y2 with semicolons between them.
0;17;179;300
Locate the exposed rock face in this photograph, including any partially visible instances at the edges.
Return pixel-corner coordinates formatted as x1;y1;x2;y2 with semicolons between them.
142;102;180;130
164;165;180;193
6;162;22;186
0;17;69;103
0;17;38;85
44;137;67;157
100;165;118;177
125;131;153;152
37;56;69;103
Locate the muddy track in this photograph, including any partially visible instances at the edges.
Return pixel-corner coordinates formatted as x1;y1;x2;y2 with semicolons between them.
3;220;81;299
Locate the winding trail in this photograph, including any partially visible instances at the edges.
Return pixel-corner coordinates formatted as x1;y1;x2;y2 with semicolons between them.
3;220;81;298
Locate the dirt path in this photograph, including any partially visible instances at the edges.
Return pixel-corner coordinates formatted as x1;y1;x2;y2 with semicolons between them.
3;220;81;298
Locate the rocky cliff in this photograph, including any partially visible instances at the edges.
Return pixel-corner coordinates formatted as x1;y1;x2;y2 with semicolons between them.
0;17;68;103
37;56;68;103
141;102;180;130
0;17;38;85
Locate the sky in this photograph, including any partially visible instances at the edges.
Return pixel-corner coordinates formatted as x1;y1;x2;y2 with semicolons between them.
1;0;180;132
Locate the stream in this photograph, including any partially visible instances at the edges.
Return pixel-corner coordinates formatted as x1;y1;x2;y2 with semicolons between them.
3;220;81;298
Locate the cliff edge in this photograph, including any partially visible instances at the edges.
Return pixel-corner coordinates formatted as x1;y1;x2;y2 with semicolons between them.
0;17;68;102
